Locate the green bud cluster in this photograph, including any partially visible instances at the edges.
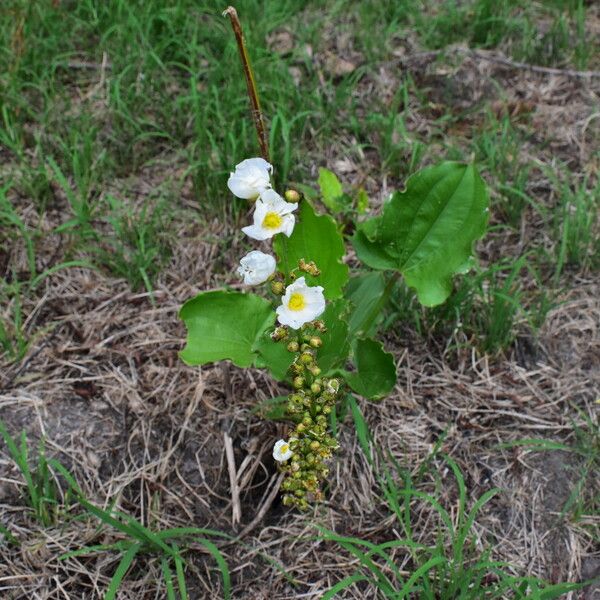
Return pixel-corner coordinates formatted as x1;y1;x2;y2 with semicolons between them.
271;319;340;510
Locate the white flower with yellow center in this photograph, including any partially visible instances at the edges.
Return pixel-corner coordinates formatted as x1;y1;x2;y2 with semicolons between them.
227;157;273;200
241;189;297;241
273;439;294;462
237;250;276;285
276;277;325;329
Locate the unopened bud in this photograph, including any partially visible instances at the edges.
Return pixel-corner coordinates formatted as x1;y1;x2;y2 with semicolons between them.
293;376;305;389
285;189;300;203
271;281;284;295
287;341;299;353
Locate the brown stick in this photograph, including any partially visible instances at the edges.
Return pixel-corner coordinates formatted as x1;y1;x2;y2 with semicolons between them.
223;6;270;162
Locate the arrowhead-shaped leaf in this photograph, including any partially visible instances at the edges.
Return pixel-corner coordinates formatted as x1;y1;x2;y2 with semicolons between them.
345;338;396;400
352;162;489;306
179;291;274;367
318;167;345;213
274;200;348;300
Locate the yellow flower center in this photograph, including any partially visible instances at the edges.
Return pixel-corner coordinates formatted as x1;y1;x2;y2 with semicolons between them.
280;443;289;454
288;292;306;311
262;211;282;230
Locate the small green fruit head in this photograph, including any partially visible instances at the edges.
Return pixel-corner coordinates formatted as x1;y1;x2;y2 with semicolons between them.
309;336;322;348
293;376;305;389
270;327;288;341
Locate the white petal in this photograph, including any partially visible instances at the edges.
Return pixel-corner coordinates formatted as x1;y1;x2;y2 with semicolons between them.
238;251;276;285
281;214;295;237
227;158;273;199
259;189;298;214
273;439;293;462
241;224;271;241
236;157;273;174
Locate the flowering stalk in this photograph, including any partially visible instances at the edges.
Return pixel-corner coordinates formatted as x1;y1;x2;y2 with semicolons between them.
228;154;338;508
223;6;270;162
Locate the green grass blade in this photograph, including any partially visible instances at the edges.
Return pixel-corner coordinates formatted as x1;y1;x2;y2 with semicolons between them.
172;542;188;600
160;557;177;600
156;527;231;541
397;555;446;598
104;543;141;600
60;542;132;560
194;538;231;600
322;573;371;599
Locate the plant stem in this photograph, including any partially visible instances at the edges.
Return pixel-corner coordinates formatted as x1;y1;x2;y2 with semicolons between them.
223;6;270;162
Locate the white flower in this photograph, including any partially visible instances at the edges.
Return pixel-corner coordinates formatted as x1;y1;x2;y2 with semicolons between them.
276;276;325;329
227;157;273;199
273;439;294;462
241;189;297;241
237;250;276;285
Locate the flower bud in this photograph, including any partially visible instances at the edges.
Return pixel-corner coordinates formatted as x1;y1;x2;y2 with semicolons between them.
285;189;300;203
310;440;320;450
310;383;321;395
308;365;321;377
287;341;299;353
271;280;285;295
293;376;305;389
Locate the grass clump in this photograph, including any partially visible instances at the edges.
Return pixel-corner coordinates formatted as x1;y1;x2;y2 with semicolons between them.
318;398;582;598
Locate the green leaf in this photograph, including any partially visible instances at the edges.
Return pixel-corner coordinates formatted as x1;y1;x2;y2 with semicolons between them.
346;338;396;400
352;162;489;306
346;272;387;337
179;291;274;367
318;168;344;212
316;299;350;374
356;188;369;214
274;200;348;300
253;328;294;380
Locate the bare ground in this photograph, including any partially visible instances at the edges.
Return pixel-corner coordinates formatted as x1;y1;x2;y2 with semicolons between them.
1;47;599;599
